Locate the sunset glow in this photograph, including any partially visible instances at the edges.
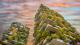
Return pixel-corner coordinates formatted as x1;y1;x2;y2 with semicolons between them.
0;0;80;45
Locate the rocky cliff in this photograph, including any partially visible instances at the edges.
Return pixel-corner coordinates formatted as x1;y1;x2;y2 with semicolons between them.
34;4;80;45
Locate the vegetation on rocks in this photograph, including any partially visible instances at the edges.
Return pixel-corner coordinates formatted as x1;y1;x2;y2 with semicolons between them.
34;4;80;45
0;22;29;45
0;4;80;45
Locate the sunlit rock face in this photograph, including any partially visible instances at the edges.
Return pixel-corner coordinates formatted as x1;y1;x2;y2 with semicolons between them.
0;22;29;45
34;4;80;45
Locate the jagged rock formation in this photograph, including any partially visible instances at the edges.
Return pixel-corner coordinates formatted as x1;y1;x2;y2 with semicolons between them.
34;4;80;45
0;22;29;45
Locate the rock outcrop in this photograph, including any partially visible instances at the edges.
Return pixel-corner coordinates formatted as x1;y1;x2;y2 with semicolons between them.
34;4;80;45
0;22;29;45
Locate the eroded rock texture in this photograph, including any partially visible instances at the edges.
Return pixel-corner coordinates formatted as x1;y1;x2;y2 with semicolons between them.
34;4;80;45
0;22;29;45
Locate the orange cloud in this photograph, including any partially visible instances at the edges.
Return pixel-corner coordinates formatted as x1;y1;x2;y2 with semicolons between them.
48;3;80;7
48;3;70;7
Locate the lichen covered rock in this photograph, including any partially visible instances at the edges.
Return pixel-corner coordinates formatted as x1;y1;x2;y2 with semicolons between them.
0;22;29;45
34;4;80;45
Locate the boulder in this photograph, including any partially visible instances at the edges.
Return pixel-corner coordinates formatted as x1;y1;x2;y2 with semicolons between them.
0;22;29;45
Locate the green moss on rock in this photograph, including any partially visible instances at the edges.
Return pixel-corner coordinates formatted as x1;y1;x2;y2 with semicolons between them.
0;22;29;45
34;4;80;45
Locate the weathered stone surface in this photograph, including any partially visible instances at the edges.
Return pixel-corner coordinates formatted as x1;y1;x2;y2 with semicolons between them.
0;22;29;45
47;39;67;45
34;4;80;45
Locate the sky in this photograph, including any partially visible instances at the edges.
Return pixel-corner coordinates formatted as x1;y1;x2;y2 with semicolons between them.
0;0;80;34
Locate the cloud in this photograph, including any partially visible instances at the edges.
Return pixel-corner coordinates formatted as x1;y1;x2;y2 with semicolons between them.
0;0;27;3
